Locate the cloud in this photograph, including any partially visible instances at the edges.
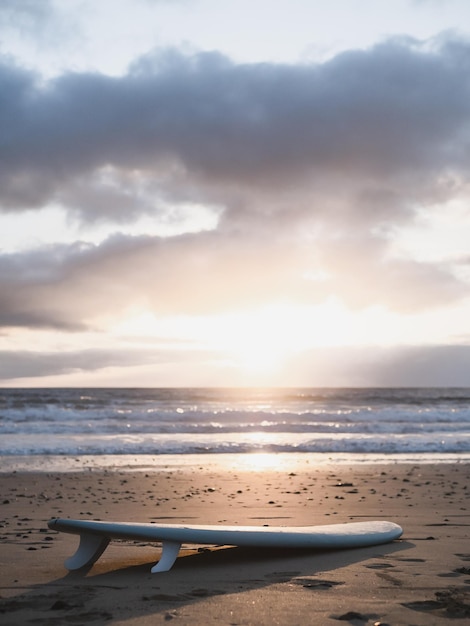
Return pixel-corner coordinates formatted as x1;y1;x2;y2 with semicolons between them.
0;348;121;379
1;35;469;222
0;345;213;380
0;0;54;31
368;344;470;386
2;343;470;386
319;235;464;312
0;225;465;333
0;232;317;329
0;0;77;55
283;344;470;387
1;34;469;330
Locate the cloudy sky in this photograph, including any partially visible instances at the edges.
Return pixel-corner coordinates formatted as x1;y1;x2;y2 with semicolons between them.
1;0;470;387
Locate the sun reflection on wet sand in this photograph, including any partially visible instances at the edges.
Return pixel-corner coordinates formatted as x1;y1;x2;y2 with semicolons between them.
241;452;283;470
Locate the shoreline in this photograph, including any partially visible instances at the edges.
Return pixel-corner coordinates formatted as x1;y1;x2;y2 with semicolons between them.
1;451;470;473
1;461;469;624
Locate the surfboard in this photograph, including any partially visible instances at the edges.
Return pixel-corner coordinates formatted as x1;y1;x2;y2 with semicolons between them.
47;518;403;573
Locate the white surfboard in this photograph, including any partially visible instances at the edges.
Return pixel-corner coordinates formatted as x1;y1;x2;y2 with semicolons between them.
47;518;403;573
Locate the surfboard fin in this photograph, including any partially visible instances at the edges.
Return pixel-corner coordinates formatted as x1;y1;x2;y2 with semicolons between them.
64;532;110;570
151;540;182;573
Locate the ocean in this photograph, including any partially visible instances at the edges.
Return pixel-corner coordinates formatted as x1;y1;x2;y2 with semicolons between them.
1;387;469;471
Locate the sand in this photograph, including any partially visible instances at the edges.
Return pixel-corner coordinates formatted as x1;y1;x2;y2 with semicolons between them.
0;458;469;625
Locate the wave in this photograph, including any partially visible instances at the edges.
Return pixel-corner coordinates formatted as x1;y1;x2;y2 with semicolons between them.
1;387;469;456
1;432;469;456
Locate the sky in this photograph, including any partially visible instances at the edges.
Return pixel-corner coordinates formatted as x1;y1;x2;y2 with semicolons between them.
1;0;470;387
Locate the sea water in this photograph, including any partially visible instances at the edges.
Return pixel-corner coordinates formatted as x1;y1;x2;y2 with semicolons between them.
0;387;469;471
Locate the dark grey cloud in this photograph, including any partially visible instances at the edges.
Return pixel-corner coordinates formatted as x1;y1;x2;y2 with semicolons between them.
284;344;470;387
0;345;213;380
367;344;470;386
1;35;469;222
0;348;124;379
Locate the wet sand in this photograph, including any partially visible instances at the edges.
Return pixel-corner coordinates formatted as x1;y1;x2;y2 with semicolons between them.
1;460;469;625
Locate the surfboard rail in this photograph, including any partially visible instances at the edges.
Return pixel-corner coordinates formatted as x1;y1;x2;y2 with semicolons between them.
47;518;403;573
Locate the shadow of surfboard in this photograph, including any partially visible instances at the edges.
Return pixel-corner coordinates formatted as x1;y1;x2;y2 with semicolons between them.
0;540;413;625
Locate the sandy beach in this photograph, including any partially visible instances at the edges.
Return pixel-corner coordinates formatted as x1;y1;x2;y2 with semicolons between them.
1;459;469;625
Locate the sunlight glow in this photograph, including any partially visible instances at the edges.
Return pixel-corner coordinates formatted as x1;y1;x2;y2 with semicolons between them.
215;307;305;374
111;303;351;373
107;294;470;384
240;452;281;470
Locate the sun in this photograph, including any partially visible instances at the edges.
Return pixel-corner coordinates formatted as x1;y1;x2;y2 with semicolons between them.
208;305;309;374
229;342;286;375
